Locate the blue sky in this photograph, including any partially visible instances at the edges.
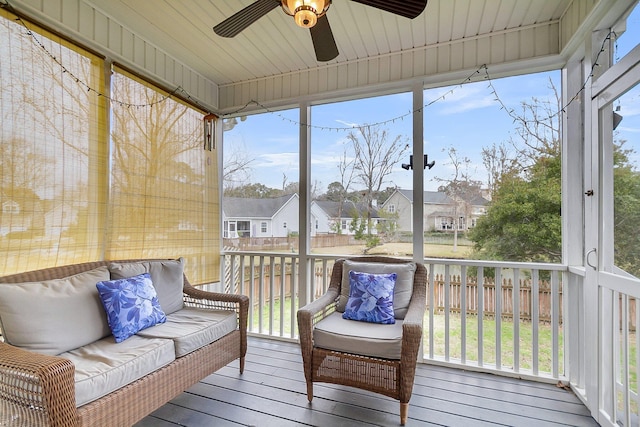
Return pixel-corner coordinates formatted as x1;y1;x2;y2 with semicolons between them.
223;7;640;195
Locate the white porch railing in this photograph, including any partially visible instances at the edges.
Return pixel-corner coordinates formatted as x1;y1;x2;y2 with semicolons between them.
222;251;569;383
596;269;640;427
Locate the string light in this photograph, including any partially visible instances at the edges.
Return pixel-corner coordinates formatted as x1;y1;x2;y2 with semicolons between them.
2;0;213;114
222;32;614;131
485;30;614;126
2;0;614;130
222;67;487;131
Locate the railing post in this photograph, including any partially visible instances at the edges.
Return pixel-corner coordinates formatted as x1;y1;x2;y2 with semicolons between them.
412;81;424;263
532;269;540;375
298;102;311;310
513;268;520;373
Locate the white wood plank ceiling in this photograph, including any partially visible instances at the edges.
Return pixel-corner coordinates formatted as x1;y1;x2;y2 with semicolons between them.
87;0;571;86
12;0;609;111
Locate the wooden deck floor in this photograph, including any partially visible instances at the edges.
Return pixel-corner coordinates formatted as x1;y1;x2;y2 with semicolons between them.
135;336;599;427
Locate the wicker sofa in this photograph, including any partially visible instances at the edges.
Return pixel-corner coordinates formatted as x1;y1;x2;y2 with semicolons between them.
0;258;248;427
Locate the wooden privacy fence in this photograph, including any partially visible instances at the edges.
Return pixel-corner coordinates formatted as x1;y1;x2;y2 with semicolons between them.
226;258;568;325
223;234;356;251
431;274;563;324
311;234;357;248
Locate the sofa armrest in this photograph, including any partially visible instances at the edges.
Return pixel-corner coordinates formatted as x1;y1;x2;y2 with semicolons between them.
182;281;249;364
0;341;77;427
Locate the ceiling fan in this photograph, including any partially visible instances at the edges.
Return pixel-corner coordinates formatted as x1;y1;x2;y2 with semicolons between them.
213;0;428;62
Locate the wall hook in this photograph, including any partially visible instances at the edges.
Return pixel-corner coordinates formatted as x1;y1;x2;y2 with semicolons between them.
586;248;597;270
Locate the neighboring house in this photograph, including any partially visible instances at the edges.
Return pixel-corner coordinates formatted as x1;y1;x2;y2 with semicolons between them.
44;201;80;238
465;195;490;229
0;189;43;237
222;194;299;238
381;189;489;233
311;200;381;236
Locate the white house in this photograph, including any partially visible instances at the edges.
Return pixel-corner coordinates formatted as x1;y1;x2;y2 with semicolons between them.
382;189;489;233
310;200;380;236
222;194;299;238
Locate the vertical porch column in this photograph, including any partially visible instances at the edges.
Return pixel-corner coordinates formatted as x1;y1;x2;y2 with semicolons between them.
582;29;601;419
217;108;226;291
299;102;311;307
412;82;425;263
97;59;112;260
592;28;616;423
563;56;586;394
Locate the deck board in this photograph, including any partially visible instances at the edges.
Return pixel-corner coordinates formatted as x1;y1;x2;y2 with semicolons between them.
136;337;599;427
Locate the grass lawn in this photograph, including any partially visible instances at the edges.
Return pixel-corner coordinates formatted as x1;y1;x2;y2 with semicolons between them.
425;313;563;375
251;297;565;376
312;242;472;258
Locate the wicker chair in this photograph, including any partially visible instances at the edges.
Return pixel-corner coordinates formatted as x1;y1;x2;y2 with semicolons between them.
297;256;427;425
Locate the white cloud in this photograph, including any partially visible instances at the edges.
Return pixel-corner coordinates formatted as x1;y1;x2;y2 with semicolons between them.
617;125;640;133
256;152;298;168
426;84;496;115
334;119;360;128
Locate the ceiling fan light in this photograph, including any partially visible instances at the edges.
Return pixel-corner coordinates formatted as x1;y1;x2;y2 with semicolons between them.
282;0;330;28
294;7;317;28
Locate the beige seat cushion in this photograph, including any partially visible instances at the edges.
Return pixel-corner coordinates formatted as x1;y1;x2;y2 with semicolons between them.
109;258;185;315
337;260;416;319
136;307;237;357
62;335;175;407
0;267;111;355
313;312;403;360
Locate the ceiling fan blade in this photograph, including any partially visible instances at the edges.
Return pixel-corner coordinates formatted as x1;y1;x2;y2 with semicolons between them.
213;0;280;38
350;0;428;19
310;14;338;62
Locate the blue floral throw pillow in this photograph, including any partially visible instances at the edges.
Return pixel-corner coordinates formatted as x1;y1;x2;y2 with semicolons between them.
342;271;397;324
96;273;167;343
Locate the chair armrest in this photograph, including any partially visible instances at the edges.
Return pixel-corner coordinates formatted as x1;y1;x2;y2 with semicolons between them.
297;289;339;329
182;282;249;358
0;341;77;427
297;288;339;382
398;288;426;402
401;288;426;357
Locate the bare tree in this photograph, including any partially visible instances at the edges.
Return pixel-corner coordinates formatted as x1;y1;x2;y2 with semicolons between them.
223;142;254;190
0;139;54;191
481;141;520;194
509;77;562;167
478;78;561;198
436;147;483;252
347;124;409;236
328;150;357;233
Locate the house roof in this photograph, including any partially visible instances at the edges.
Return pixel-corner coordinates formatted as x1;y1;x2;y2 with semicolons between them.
223;194;297;219
389;189;489;206
393;189;452;204
469;195;490;206
314;200;380;219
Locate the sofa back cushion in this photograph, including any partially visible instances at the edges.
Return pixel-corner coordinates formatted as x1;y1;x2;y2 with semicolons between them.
0;266;112;355
337;260;416;319
108;258;184;315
